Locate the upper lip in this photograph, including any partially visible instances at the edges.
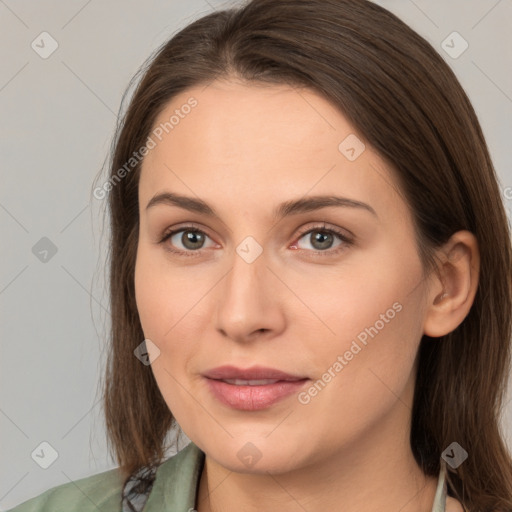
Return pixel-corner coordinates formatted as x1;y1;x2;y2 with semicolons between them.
202;365;308;381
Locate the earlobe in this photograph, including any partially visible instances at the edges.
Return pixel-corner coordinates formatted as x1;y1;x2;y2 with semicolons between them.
422;231;480;338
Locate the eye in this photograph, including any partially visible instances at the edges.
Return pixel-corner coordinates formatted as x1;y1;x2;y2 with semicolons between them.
291;223;353;256
158;225;217;257
158;222;354;257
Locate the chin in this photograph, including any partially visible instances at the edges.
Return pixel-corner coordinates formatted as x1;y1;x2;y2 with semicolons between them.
202;436;308;475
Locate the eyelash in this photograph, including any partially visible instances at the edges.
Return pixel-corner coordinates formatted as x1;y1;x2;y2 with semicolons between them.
158;223;354;258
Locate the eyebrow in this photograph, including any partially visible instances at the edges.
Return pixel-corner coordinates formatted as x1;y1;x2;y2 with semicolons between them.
145;192;378;219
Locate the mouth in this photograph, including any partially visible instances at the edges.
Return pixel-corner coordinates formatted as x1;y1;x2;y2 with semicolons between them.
202;366;310;410
202;364;308;382
217;378;291;385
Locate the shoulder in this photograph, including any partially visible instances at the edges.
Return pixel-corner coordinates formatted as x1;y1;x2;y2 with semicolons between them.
8;442;205;512
445;495;465;512
7;466;123;512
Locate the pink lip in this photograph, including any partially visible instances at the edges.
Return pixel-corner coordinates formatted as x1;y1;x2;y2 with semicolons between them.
202;365;310;411
202;365;307;381
205;378;309;410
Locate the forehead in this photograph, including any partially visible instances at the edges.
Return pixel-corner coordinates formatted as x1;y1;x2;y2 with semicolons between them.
147;80;351;164
139;80;408;225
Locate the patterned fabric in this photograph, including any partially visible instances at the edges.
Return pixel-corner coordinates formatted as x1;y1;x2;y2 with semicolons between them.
121;464;159;512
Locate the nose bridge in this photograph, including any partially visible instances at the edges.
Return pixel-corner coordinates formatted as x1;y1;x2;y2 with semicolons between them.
214;234;278;339
224;236;268;308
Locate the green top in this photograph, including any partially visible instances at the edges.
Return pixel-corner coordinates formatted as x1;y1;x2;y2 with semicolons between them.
7;442;450;511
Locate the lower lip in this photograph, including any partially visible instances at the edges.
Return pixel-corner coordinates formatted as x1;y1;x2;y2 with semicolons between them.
205;378;310;411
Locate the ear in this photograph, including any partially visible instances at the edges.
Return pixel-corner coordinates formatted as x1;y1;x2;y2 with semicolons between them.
422;230;480;338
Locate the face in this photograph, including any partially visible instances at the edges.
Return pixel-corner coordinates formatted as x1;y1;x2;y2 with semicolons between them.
134;79;430;474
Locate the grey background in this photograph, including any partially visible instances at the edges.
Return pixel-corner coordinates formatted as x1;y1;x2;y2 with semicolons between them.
1;0;511;509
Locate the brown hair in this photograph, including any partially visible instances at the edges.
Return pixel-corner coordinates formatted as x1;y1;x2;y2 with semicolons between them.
96;0;512;509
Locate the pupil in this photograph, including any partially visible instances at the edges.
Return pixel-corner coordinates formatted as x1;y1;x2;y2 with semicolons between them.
184;231;203;249
313;231;332;249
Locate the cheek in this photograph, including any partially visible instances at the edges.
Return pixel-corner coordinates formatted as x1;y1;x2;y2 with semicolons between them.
133;243;187;349
134;245;207;366
135;238;195;311
302;258;423;412
297;304;421;452
134;249;164;339
320;242;424;361
134;249;197;420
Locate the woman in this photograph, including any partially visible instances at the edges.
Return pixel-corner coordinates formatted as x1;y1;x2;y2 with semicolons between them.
8;0;512;511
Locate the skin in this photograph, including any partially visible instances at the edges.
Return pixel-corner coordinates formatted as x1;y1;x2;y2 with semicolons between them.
134;79;477;512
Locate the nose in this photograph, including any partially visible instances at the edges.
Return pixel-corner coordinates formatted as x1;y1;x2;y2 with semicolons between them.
214;245;286;344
